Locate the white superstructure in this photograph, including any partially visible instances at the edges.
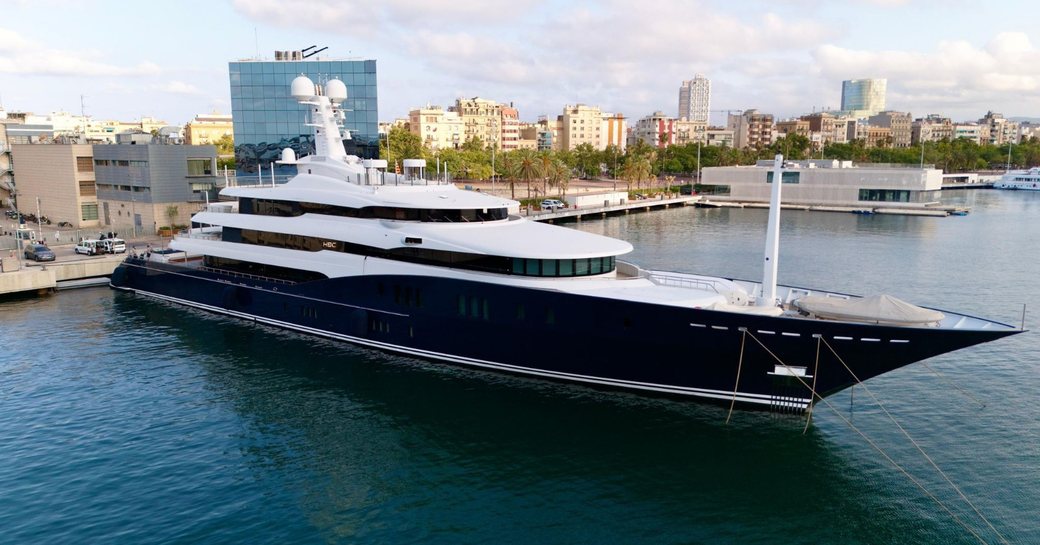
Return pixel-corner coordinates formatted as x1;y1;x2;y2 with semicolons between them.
994;167;1040;190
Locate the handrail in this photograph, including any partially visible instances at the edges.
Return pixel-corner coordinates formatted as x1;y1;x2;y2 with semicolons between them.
199;265;296;285
646;271;721;293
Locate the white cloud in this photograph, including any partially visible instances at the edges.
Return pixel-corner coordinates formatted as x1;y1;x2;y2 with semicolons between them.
0;27;159;77
153;81;203;95
813;32;1040;115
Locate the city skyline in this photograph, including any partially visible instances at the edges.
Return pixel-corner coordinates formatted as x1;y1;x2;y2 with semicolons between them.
2;0;1039;125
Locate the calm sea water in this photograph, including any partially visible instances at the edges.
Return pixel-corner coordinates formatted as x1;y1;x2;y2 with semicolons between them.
1;190;1037;544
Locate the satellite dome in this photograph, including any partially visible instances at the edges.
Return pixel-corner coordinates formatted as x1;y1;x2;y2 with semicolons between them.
325;79;347;102
281;147;297;163
291;76;315;99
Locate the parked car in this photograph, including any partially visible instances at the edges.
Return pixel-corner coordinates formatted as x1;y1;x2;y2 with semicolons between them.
24;243;56;262
74;239;104;256
541;199;565;211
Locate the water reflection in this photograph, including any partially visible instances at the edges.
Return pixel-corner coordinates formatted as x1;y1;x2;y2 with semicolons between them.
110;293;1003;544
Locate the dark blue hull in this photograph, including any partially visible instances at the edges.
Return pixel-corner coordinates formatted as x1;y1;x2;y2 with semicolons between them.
110;258;1017;411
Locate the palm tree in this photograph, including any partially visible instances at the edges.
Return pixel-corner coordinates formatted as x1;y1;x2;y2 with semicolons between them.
515;150;542;199
546;159;570;197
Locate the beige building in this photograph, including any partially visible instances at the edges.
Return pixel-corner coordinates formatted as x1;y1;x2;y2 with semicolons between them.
184;113;233;146
560;104;603;151
453;97;503;148
911;115;953;144
979;111;1018;145
727;109;774;149
673;118;708;145
10;144;100;229
953;123;988;144
409;106;464;150
868;111;912;148
602;113;627;151
802;112;852;145
776;119;810;138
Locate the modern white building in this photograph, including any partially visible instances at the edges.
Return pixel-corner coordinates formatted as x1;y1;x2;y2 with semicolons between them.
702;159;943;207
678;74;710;122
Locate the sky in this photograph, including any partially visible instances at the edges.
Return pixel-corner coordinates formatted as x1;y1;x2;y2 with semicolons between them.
2;0;1039;126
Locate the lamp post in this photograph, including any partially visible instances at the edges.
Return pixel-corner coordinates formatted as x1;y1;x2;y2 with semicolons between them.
35;196;42;242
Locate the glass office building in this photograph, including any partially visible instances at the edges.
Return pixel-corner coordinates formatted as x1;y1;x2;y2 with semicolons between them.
229;57;378;175
840;79;886;117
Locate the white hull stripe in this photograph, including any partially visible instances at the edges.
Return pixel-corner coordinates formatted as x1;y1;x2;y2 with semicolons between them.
114;285;811;409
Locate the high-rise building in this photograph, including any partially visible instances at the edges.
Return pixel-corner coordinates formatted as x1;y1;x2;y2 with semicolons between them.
452;97;503;148
601;113;627;151
840;79;886;118
678;74;710;122
228;50;378;175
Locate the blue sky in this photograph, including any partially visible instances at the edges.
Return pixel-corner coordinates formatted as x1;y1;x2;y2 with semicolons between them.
2;0;1038;125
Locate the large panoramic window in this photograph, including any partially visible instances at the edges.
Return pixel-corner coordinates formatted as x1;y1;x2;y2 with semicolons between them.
766;171;800;184
223;226;617;277
858;189;911;202
187;158;214;176
241;197;509;223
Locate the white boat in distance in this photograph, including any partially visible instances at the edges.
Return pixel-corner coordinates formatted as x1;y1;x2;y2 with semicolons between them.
994;167;1040;190
110;75;1022;412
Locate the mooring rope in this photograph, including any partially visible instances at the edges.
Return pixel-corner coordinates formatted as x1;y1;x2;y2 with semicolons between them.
737;329;1002;545
802;335;823;435
819;336;1009;545
918;361;986;408
725;328;748;425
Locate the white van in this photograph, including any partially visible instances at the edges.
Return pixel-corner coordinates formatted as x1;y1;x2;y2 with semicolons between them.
102;238;126;254
74;239;103;256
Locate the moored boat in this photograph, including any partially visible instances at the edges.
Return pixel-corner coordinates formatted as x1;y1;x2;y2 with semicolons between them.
109;76;1022;411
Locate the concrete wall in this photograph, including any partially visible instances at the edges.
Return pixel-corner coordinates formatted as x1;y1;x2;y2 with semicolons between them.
10;144;100;228
702;165;944;206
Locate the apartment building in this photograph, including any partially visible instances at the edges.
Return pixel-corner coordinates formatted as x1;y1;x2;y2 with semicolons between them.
867;111;912;148
409;106;464;150
727;109;774;149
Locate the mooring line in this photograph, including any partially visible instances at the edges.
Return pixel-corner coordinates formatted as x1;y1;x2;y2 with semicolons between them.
738;329;1001;545
918;361;986;408
819;336;1009;545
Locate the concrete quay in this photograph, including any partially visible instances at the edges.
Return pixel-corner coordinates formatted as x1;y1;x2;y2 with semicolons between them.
696;199;970;217
0;255;123;296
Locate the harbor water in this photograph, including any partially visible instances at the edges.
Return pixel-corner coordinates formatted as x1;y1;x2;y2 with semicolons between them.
1;190;1037;544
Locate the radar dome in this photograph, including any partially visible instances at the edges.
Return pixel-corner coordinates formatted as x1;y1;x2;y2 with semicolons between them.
325;79;347;102
290;76;315;99
281;147;297;163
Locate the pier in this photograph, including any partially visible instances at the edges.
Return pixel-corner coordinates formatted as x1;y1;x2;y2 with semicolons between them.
531;195;701;222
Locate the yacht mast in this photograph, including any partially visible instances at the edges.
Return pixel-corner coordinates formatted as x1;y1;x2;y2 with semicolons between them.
757;154;784;307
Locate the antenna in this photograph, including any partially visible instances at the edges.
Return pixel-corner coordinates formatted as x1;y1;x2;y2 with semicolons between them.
80;95;87;117
254;27;259;59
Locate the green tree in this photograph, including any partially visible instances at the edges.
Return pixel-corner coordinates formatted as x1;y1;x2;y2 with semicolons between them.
213;134;235;156
514;150;543;199
572;143;601;179
379;126;426;167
